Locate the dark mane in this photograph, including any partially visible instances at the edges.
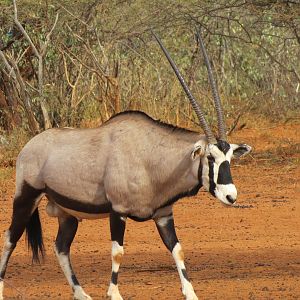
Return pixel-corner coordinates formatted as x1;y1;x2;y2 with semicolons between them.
108;110;198;135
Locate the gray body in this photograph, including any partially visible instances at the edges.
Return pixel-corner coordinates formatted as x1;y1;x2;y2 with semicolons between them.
19;111;202;220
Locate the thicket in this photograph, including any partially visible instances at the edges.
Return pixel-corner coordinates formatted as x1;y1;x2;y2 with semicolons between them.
0;0;299;137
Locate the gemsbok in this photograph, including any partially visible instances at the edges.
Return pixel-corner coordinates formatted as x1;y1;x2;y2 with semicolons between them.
0;30;251;300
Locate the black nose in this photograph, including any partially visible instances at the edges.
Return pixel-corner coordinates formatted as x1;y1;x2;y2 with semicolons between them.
226;195;236;204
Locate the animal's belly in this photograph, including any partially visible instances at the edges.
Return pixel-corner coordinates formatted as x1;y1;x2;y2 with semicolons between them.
56;204;110;220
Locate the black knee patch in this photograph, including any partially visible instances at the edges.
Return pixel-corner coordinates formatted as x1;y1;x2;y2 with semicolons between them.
181;269;190;281
71;274;79;286
111;271;118;285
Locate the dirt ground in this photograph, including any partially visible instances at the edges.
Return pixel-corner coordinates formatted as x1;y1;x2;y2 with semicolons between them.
0;121;299;300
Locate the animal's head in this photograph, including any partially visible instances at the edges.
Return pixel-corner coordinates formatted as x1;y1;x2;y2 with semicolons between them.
154;28;252;205
192;140;251;205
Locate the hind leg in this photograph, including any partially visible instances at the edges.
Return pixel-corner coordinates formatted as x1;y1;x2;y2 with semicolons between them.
0;232;15;300
55;215;91;300
107;210;126;300
0;182;43;299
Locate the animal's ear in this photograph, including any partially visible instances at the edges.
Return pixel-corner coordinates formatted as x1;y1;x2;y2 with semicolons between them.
191;141;205;160
231;144;252;159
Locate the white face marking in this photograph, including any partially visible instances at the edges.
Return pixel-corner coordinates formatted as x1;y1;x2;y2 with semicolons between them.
215;183;237;205
201;143;237;206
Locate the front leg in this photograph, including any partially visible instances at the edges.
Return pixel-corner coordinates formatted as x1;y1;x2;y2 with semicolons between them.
107;210;126;300
154;214;198;300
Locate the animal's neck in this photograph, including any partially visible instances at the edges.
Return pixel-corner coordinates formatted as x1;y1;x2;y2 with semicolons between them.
148;140;202;208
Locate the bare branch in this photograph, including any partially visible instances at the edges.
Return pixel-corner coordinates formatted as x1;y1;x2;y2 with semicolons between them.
227;112;242;136
57;3;91;28
13;0;41;59
0;51;16;79
41;13;59;56
12;0;55;129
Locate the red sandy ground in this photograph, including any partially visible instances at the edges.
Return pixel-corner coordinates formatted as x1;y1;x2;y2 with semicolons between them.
0;122;299;299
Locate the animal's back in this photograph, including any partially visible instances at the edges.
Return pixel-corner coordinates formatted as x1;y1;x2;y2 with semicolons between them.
14;112;160;196
16;126;111;196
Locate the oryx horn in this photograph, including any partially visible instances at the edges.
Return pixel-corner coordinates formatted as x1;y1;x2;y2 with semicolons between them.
196;27;227;141
153;31;217;144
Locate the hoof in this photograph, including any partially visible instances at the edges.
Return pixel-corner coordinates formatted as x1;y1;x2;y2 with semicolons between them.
184;290;198;300
186;294;198;300
109;295;123;300
74;287;92;300
107;284;123;300
74;295;92;300
183;283;198;300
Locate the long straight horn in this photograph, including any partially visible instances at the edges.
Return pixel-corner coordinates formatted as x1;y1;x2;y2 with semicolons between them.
196;28;227;141
152;31;216;144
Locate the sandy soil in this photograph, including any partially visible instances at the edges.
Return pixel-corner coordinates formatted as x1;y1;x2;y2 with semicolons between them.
0;122;299;300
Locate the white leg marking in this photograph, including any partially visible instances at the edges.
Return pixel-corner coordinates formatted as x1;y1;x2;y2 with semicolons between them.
0;231;12;268
172;243;198;300
107;241;124;300
107;283;123;300
54;248;92;300
111;241;124;273
0;281;3;300
0;231;13;300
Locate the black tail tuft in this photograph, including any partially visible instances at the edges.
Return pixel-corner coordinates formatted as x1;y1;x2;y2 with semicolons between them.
26;208;45;263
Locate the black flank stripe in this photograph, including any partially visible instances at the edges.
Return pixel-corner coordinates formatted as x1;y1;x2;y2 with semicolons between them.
45;186;112;214
128;215;153;222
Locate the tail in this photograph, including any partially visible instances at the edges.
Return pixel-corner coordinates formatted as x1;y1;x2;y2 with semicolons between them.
25;208;45;263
